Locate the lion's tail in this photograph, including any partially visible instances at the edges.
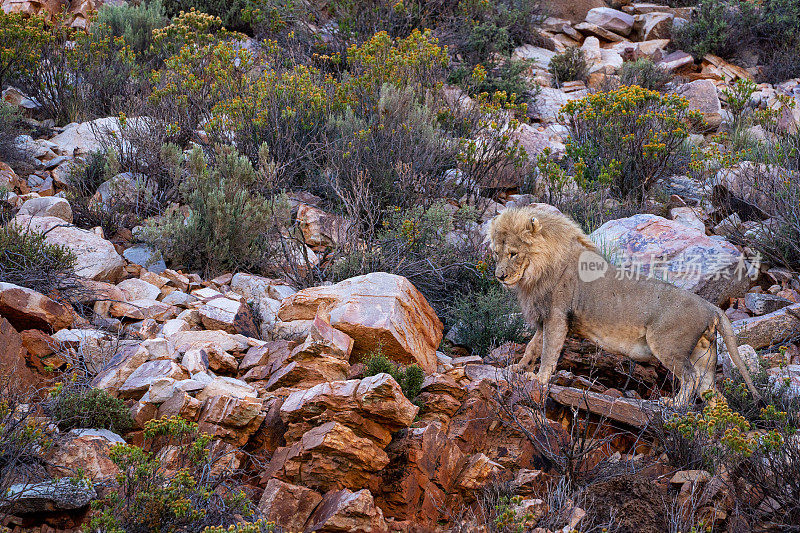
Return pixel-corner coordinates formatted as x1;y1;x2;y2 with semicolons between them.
716;309;761;401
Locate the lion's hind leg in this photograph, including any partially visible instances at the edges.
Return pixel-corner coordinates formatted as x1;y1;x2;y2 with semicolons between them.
646;325;714;408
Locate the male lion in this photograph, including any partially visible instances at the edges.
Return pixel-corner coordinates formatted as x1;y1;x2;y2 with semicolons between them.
487;205;760;406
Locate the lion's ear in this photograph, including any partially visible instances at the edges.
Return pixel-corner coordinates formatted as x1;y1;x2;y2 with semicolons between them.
528;216;542;233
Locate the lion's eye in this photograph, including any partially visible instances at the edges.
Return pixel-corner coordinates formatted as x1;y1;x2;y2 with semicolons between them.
509;251;517;259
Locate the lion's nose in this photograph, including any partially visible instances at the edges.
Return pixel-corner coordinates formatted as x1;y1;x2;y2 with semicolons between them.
496;270;506;281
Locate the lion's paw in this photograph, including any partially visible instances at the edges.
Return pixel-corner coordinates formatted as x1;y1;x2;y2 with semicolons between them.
509;363;527;373
523;371;536;379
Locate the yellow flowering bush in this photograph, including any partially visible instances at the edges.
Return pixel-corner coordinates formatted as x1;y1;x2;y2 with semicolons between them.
0;11;47;90
12;11;142;124
88;416;254;533
343;29;448;110
560;85;700;199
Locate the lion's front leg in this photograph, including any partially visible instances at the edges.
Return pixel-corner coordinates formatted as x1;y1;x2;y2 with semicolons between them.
509;329;542;373
532;313;568;387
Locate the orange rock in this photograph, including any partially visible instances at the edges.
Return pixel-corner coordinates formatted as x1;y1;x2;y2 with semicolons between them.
305;488;388;533
265;421;389;492
0;318;40;392
278;273;443;372
0;282;74;332
47;429;122;481
257;478;322;533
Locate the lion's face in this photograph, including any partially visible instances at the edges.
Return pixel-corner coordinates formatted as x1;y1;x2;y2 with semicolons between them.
489;215;543;288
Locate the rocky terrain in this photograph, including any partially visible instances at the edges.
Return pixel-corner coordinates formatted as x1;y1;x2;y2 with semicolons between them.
1;0;800;531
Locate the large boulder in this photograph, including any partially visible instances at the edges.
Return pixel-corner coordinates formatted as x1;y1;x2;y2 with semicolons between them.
676;80;723;131
585;7;635;36
590;214;752;305
47;429;124;481
376;425;474;526
305;488;388;533
48;116;141;155
640;11;674;40
278;273;443;373
118;359;188;399
92;344;151;394
198;295;259;337
541;0;605;23
297;203;345;249
258;479;323;532
252;316;354;391
0;282;74;332
0;318;40;391
265;421;390;492
2;478;96;514
279;374;419;446
730;303;800;351
199;394;266;446
11;215;125;282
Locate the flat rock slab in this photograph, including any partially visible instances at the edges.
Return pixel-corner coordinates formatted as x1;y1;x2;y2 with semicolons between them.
548;385;657;427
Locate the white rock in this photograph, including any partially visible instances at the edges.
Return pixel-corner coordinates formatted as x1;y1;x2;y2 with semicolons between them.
11;215;125;282
18;196;72;223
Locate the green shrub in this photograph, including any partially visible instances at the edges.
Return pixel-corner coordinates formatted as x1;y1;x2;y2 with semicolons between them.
91;0;169;60
15;12;143;124
447;284;528;357
449;58;535;102
0;218;78;297
323;84;457;213
363;351;424;402
140;145;290;276
0;382;57;504
619;58;672;91
549;47;588;86
0;101;29;163
242;0;310;39
88;416;253;533
672;0;757;61
673;0;800;83
48;385;133;434
560;85;697;199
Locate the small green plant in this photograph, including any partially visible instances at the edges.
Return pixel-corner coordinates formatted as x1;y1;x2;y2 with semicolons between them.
160;0;252;32
447;284;528;357
493;495;535;533
673;0;800;83
48;384;133;434
619;58;672;91
0;11;47;90
720;77;758;128
201;520;278;533
0;385;57;505
549;47;588;87
0;100;30;163
363;350;425;402
672;0;757;61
